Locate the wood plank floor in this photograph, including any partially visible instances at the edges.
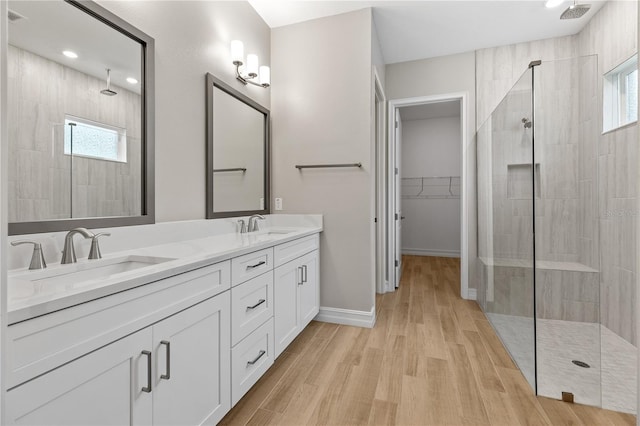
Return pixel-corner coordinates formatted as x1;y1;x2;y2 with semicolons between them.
221;255;637;425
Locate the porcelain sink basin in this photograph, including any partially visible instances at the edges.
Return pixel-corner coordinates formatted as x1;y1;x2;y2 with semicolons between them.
10;255;175;295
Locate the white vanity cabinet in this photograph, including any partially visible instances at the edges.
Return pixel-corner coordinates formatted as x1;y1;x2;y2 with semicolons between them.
7;294;231;426
274;235;320;357
7;328;154;425
6;230;321;426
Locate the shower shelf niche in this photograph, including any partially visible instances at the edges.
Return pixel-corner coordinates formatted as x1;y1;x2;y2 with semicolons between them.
507;163;541;199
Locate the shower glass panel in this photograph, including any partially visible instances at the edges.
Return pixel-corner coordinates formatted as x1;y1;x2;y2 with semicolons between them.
533;56;602;408
477;68;536;390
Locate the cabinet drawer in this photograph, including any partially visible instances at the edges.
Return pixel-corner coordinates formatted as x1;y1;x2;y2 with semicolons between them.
231;318;274;406
274;234;319;267
231;248;273;287
231;273;274;346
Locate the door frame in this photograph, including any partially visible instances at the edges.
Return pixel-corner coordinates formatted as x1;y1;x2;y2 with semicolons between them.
371;69;390;295
387;92;471;299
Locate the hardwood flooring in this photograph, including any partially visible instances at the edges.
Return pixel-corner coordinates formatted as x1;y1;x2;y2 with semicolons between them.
221;256;637;425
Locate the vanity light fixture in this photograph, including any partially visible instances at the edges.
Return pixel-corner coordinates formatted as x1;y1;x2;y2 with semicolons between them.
230;40;270;88
62;50;78;59
126;77;139;85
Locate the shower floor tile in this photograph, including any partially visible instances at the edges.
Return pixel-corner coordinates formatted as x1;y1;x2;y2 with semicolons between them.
486;313;637;414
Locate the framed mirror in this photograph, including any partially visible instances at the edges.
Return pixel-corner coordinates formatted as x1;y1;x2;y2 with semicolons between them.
206;73;270;218
7;0;154;235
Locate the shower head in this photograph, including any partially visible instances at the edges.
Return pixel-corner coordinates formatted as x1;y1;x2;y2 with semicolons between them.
100;69;117;96
560;1;591;19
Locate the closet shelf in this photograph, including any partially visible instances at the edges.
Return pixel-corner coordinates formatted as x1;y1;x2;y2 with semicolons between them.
401;176;460;199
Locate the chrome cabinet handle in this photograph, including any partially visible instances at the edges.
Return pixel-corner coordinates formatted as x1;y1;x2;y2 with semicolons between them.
141;350;152;393
160;341;171;380
297;266;303;285
246;260;266;270
247;350;266;366
246;299;266;310
302;265;308;283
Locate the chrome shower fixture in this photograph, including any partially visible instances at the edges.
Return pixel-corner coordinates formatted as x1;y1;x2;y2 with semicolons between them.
560;0;591;19
100;68;117;96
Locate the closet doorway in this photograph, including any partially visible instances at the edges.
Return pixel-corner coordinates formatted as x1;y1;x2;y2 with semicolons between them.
387;93;468;297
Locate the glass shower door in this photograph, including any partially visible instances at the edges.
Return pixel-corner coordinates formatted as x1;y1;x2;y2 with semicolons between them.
533;56;602;407
477;68;536;390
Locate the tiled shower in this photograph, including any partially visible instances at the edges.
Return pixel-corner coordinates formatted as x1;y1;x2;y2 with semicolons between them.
476;55;637;414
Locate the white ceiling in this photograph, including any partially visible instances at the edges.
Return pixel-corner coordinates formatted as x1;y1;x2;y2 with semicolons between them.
400;100;461;121
248;0;606;64
8;1;141;93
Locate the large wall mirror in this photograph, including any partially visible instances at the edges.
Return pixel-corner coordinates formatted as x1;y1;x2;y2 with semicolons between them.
7;0;154;235
206;74;270;218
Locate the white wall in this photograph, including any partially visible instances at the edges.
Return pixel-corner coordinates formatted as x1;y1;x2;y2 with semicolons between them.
385;52;477;291
271;9;375;313
401;116;461;257
96;1;270;223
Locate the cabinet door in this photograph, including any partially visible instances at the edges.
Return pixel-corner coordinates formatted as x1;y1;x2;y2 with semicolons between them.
6;328;153;425
152;293;231;426
274;260;301;358
298;250;319;328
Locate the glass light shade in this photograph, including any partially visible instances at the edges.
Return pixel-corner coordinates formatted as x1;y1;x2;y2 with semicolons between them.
246;54;259;77
259;66;270;86
545;0;564;8
231;40;244;64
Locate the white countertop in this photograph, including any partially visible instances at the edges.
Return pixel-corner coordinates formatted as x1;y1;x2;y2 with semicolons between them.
8;223;322;324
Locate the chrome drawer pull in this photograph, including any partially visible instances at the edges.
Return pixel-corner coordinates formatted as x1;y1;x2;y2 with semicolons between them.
141;350;152;393
302;264;308;283
246;260;266;270
160;340;171;380
246;299;266;310
298;266;303;285
247;350;266;366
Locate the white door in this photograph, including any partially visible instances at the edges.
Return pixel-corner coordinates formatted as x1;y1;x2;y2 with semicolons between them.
274;261;301;357
298;250;320;327
152;293;231;426
394;109;403;287
6;328;153;425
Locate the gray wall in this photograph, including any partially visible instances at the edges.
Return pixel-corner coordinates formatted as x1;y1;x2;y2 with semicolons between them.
7;46;142;222
400;116;461;256
385;51;478;291
271;9;375;313
96;1;271;223
578;0;638;344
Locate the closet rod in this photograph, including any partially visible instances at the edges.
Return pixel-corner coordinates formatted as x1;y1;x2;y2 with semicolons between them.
295;163;362;169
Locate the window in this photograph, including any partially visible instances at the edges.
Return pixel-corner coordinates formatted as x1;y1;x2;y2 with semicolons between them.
64;115;127;162
603;54;638;133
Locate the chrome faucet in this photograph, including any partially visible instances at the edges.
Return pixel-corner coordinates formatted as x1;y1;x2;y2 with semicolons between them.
237;219;247;234
248;214;266;232
61;228;95;264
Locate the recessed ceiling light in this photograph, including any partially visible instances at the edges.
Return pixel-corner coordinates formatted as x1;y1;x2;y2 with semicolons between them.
62;50;78;59
545;0;565;8
126;77;138;85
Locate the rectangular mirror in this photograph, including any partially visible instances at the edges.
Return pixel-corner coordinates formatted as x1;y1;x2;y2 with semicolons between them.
7;0;154;235
206;74;270;218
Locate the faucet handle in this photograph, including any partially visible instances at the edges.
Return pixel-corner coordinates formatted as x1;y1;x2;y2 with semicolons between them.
88;233;111;260
237;219;247;234
11;240;47;270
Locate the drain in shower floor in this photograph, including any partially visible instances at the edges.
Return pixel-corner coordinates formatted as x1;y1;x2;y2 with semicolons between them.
572;360;590;368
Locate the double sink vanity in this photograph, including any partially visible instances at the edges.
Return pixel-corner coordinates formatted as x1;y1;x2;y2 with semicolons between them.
6;215;322;424
4;1;311;424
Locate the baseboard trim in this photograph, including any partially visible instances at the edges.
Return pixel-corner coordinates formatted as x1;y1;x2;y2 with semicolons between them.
467;288;477;300
401;248;461;258
315;306;376;328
